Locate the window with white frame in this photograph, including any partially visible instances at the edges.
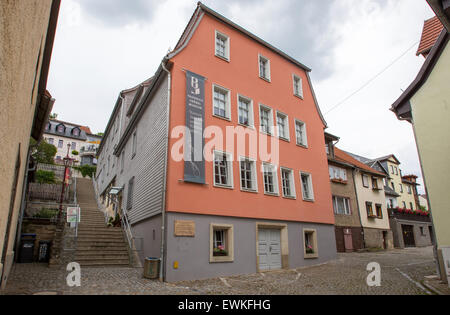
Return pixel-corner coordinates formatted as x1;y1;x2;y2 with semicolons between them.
281;168;296;198
215;31;230;60
333;196;351;215
47;138;54;145
263;163;279;195
259;54;271;81
407;185;412;194
213;85;231;120
293;74;303;98
295;120;307;147
238;95;253;127
239;157;257;192
259;105;274;135
329;166;347;182
210;224;234;262
399;183;403;193
362;174;369;188
300;172;314;201
58;140;63;148
213;151;233;188
276;112;289;141
132;129;137;158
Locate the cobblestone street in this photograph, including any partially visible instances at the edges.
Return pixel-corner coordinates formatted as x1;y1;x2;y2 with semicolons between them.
1;246;445;295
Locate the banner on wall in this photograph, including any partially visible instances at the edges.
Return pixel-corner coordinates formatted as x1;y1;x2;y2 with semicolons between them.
184;70;206;184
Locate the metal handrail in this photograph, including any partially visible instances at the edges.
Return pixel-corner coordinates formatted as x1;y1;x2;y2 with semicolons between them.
121;211;133;249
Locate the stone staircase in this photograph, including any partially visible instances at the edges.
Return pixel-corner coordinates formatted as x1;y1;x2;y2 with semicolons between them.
74;178;130;267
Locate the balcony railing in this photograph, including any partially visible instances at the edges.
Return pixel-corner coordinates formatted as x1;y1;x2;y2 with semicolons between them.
80;146;98;156
388;207;431;222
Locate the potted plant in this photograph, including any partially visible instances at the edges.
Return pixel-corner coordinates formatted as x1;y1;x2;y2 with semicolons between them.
306;245;314;254
213;245;228;257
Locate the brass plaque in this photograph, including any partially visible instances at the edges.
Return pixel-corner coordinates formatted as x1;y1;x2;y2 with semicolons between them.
174;220;195;237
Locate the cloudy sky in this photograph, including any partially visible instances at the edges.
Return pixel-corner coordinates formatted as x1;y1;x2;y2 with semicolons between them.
47;0;435;193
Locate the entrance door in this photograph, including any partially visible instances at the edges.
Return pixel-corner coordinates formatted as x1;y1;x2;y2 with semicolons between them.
258;229;282;271
402;225;416;247
343;229;353;252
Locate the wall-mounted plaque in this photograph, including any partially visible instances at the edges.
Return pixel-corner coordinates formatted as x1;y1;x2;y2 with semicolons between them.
174;220;196;237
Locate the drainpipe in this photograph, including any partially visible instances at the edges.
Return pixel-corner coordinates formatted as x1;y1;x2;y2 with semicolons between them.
352;168;366;249
14;149;35;262
160;59;171;282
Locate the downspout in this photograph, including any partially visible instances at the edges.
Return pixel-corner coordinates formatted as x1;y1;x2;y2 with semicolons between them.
14;148;35;262
160;59;171;281
352;168;366;249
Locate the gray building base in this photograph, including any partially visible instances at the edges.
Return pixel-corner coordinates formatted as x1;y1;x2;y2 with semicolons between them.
163;212;337;283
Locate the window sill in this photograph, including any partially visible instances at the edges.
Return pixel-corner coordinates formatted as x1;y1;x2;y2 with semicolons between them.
282;195;297;200
212;114;232;122
279;137;290;143
215;54;230;63
259;76;271;83
241;188;258;194
294;94;304;100
296;143;308;149
302;198;315;203
210;256;234;263
331;179;348;185
304;253;319;259
237;123;255;130
214;184;234;190
264;192;280;197
260;130;274;137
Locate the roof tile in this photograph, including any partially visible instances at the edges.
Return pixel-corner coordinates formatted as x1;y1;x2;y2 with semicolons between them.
417;16;444;57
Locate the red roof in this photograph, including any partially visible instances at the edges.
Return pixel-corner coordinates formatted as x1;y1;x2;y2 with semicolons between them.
80;126;92;134
334;148;385;176
417;16;444;57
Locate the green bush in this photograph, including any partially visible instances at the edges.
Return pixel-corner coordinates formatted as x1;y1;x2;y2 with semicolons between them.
34;208;59;219
74;164;97;178
35;170;56;184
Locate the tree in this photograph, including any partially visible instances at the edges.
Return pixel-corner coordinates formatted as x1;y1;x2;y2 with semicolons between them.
35;170;57;184
49;113;58;119
96;132;104;137
72;150;79;156
30;138;57;164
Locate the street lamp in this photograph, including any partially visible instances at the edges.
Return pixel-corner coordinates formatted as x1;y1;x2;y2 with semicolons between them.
57;143;73;225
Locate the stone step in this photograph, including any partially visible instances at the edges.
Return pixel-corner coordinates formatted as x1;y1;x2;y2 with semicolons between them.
77;236;125;241
76;245;128;252
77;241;127;247
77;227;122;232
78;261;130;267
75;254;129;261
75;250;129;256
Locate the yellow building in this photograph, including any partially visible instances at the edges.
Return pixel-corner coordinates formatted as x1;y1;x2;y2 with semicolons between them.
0;0;60;288
391;5;450;285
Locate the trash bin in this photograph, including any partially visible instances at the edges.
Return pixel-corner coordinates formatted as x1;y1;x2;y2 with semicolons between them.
38;240;52;263
143;257;160;279
19;234;36;263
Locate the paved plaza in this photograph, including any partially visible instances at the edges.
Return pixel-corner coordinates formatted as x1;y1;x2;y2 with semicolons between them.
1;246;447;295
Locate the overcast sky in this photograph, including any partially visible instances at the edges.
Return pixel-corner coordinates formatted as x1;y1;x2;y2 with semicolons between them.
47;0;435;193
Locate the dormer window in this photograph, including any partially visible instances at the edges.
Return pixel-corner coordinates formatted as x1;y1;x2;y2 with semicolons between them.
56;124;65;133
72;127;80;137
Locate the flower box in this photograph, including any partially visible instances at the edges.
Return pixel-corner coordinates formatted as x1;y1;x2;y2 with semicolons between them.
213;248;228;257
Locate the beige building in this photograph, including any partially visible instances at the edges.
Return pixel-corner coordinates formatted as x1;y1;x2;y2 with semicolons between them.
0;0;60;288
391;3;450;285
339;151;393;250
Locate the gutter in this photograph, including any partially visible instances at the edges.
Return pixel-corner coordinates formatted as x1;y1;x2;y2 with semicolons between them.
159;59;172;281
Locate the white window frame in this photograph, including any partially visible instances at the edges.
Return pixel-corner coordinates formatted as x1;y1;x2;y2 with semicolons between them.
132;129;137;159
281;167;296;199
215;30;230;61
276;111;290;141
258;54;271;82
212;84;232;121
293;74;304;99
329;166;348;182
295;119;308;147
300;172;315;201
332;196;351;215
259;104;274;136
238;156;258;193
237;94;254;128
262;163;279;196
213;150;234;189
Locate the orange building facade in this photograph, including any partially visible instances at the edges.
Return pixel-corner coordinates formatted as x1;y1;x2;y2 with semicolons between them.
96;3;336;282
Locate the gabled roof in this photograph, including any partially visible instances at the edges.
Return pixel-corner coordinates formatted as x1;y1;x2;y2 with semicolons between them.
417;16;444;57
370;154;401;165
391;30;449;122
334;148;386;177
384;185;400;197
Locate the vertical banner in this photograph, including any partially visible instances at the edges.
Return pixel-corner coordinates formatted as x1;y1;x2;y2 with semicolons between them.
184;70;206;184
